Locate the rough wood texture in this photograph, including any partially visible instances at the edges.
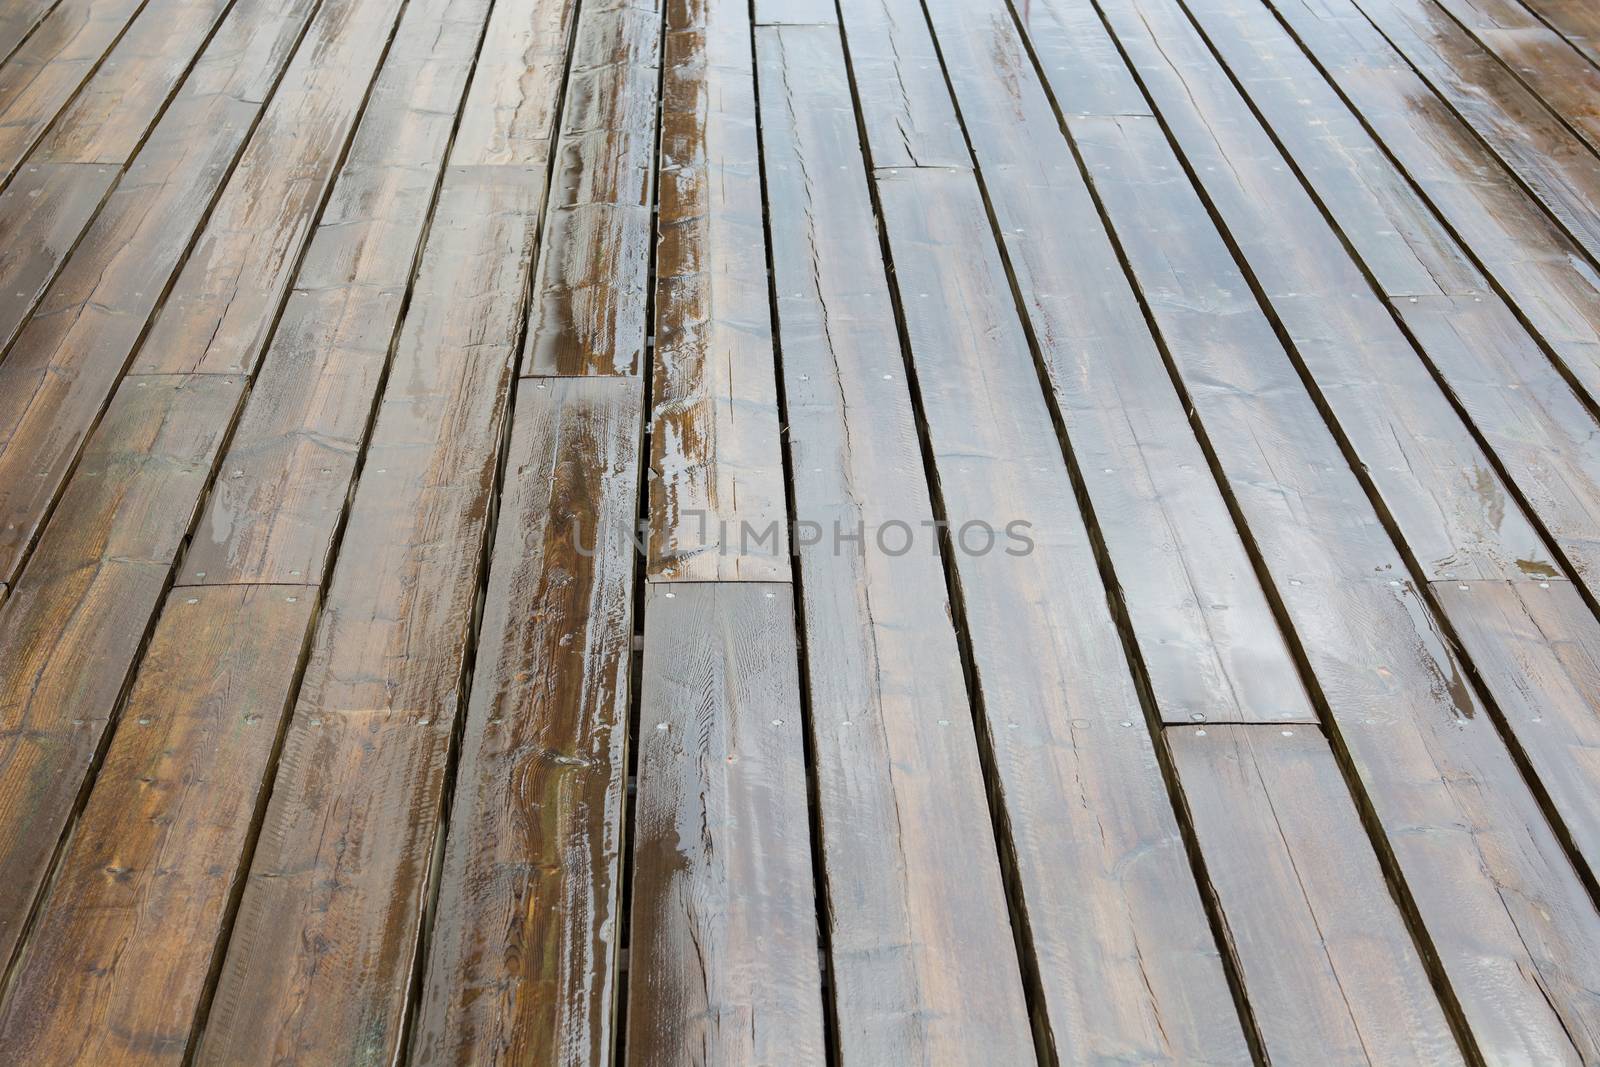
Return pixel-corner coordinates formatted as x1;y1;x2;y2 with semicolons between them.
523;0;661;376
0;0;61;63
177;0;496;587
1169;724;1463;1064
878;165;1250;1063
0;160;113;352
0;374;241;971
648;0;787;580
1519;0;1600;68
0;585;314;1067
196;152;561;1067
835;0;967;170
757;24;1035;1063
413;377;642;1066
627;582;826;1066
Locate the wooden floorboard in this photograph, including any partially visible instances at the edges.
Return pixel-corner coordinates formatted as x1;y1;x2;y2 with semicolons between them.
4;0;1600;1060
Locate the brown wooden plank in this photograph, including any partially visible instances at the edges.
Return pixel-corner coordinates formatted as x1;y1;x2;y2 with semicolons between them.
0;584;314;1066
648;0;787;580
0;373;241;971
1519;0;1600;68
0;0;146;179
877;165;1250;1063
0;0;62;64
194;5;576;1028
129;0;410;378
909;0;1316;726
523;0;661;376
1247;0;1600;407
1035;48;1600;1059
627;582;826;1065
1341;0;1600;262
0;160;113;352
833;0;966;170
756;24;1035;1063
177;0;500;587
412;377;641;1066
0;0;321;585
1169;724;1463;1063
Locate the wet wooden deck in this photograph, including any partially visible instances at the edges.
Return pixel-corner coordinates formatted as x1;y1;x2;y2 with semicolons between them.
4;0;1600;1060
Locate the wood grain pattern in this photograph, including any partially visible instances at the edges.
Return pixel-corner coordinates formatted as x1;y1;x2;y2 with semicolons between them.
0;585;314;1067
1169;724;1463;1064
1518;0;1600;68
523;0;662;376
627;582;826;1066
412;377;642;1066
0;0;63;65
0;374;241;971
0;160;113;353
920;0;1315;726
196;162;556;1064
648;0;786;580
178;0;495;587
757;24;1035;1064
0;0;320;584
834;0;967;170
877;165;1250;1063
130;0;411;376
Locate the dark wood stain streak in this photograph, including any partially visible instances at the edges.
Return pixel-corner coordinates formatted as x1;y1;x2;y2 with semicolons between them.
192;0;578;1027
0;585;315;1066
523;0;662;377
877;166;1251;1064
914;0;1316;727
627;582;826;1065
412;378;641;1065
0;161;114;354
1033;23;1600;1053
0;374;241;973
756;24;1036;1063
647;0;787;581
177;0;502;588
1168;724;1463;1063
129;0;412;377
834;0;968;170
0;0;322;586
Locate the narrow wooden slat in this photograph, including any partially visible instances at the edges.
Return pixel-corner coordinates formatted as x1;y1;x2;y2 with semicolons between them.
129;0;410;378
1168;725;1463;1063
523;0;661;376
648;0;786;580
0;374;242;969
877;166;1250;1063
0;160;114;352
834;0;966;170
627;582;826;1065
413;377;642;1065
1342;0;1600;261
1519;0;1600;68
902;0;1316;726
0;0;147;178
0;584;314;1066
753;0;835;25
1031;37;1600;1057
756;24;1035;1063
0;0;322;584
0;0;62;64
177;0;504;587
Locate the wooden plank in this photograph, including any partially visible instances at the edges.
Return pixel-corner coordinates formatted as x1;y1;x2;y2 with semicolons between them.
833;0;966;170
648;0;787;579
626;582;826;1065
754;0;835;25
412;378;641;1066
1341;0;1600;262
0;584;314;1066
0;160;114;352
756;24;1035;1063
523;0;662;376
0;374;241;970
0;0;321;585
1245;0;1600;407
911;0;1316;726
177;0;500;587
877;166;1250;1063
1034;45;1600;1058
130;0;411;377
195;14;573;1031
1519;0;1600;68
0;0;147;179
0;0;62;64
1169;725;1463;1063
